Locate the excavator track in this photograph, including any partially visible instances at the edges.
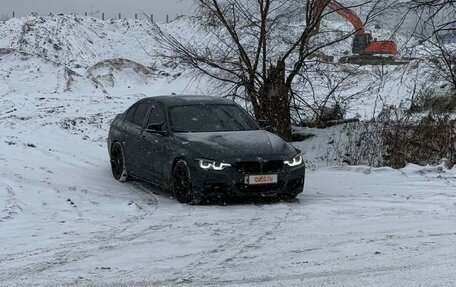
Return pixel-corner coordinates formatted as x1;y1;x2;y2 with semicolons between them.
339;55;411;66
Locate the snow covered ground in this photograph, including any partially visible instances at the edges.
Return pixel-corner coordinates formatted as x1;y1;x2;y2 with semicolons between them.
1;15;456;286
2;124;456;286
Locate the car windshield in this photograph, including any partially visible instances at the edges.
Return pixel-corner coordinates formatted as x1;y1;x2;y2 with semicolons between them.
169;104;259;133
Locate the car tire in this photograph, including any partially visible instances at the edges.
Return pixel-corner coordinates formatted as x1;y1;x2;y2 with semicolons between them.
110;142;129;182
172;160;199;204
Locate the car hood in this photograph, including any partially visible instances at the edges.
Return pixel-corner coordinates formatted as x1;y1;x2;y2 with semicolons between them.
173;130;297;162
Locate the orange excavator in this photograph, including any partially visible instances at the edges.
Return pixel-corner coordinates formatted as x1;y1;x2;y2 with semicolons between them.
318;0;406;65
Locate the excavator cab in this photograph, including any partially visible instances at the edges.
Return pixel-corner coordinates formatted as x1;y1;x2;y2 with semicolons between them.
352;33;373;54
352;33;397;55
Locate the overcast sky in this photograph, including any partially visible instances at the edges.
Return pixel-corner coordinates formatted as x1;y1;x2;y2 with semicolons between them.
0;0;194;21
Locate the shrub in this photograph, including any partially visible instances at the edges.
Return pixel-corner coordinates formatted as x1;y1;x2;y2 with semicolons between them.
335;112;456;169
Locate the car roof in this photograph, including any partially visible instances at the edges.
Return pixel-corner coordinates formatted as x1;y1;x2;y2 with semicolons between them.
141;95;234;107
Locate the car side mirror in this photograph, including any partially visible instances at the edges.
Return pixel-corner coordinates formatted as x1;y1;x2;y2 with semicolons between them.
146;123;168;135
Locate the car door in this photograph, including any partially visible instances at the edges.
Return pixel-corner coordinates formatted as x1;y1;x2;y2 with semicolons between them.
123;101;151;177
139;103;168;183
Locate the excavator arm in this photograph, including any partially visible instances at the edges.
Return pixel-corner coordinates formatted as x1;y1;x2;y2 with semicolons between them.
326;0;365;35
314;0;364;34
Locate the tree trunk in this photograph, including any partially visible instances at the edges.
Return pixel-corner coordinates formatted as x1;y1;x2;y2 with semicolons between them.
257;60;292;141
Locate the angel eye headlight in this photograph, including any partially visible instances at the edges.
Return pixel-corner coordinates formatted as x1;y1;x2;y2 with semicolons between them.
284;155;303;167
198;159;213;169
196;159;232;170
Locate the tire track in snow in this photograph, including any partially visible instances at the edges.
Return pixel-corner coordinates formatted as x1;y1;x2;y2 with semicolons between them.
220;204;293;265
0;137;161;275
127;181;160;212
0;183;22;222
0;182;161;281
194;262;428;286
181;203;293;277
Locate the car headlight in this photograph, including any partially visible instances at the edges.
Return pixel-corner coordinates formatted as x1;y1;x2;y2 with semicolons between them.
284;155;304;167
196;159;232;171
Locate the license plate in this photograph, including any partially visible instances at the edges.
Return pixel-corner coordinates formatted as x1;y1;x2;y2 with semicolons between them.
245;174;278;185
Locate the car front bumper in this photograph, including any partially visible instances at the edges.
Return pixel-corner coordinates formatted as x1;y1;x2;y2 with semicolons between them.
188;162;305;199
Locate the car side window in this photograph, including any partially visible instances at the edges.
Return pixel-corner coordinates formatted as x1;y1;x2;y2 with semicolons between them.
147;105;165;125
131;103;150;127
125;105;137;123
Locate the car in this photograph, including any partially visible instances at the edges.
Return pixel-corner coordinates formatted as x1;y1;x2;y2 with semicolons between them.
108;95;305;204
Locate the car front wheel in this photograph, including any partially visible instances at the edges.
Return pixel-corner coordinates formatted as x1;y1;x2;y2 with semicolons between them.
110;142;129;182
172;160;199;204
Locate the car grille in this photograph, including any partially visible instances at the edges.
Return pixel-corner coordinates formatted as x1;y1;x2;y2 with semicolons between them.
233;160;284;174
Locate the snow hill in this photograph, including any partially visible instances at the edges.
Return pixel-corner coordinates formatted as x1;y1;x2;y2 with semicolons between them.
0;16;155;69
0;14;435;120
0;14;440;167
0;15;194;93
0;13;444;167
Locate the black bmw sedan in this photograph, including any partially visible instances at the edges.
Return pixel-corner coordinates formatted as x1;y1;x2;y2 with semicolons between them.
108;95;305;204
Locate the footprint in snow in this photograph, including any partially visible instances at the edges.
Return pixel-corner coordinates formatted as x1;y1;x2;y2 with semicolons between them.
66;198;77;207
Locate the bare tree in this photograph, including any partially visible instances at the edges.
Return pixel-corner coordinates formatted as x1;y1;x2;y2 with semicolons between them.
410;0;456;92
150;0;388;140
411;0;456;36
427;23;456;92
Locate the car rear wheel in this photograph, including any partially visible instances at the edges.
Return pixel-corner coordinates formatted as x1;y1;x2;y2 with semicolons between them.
110;142;129;182
172;160;199;204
